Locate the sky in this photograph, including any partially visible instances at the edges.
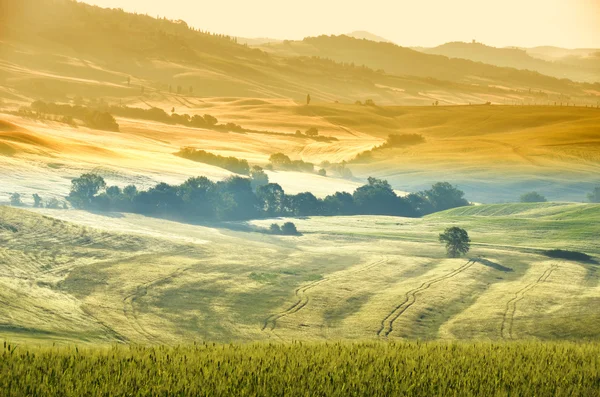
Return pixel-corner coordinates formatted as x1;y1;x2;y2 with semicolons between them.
81;0;600;48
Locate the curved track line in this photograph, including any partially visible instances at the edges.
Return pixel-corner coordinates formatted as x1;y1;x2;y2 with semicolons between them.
377;260;475;337
261;258;387;332
122;267;190;342
500;264;557;339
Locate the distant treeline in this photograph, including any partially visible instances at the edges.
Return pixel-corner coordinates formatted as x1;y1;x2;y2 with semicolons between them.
352;134;426;163
66;173;470;221
176;148;250;175
27;101;119;131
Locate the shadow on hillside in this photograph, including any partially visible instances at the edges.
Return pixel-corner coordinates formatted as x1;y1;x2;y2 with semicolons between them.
473;257;513;272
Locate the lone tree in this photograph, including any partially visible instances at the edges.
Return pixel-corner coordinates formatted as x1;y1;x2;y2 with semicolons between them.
306;94;311;105
439;227;471;258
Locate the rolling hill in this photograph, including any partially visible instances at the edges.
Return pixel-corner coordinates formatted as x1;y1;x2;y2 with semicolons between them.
0;201;598;344
0;0;598;107
423;42;600;83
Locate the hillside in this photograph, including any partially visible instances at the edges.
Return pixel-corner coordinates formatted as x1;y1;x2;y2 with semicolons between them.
256;35;600;103
423;42;599;83
0;201;598;344
1;99;599;204
0;1;598;107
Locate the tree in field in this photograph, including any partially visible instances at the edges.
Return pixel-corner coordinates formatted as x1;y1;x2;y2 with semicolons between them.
281;222;298;235
520;191;547;203
67;173;106;208
9;193;22;206
587;187;600;203
306;94;311;105
439;227;471;258
32;193;43;208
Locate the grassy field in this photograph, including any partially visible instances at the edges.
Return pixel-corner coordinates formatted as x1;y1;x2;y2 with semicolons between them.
2;341;600;396
0;201;598;345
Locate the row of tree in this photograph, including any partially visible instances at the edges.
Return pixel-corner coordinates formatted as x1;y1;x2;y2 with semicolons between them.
66;174;470;221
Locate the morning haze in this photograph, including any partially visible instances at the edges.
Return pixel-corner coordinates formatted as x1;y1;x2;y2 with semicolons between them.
81;0;600;48
1;0;599;395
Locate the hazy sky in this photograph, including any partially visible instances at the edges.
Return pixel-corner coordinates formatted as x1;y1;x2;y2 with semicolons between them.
81;0;600;48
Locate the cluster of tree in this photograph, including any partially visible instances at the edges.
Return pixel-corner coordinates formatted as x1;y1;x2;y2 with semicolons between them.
109;105;222;129
175;148;250;175
319;161;354;179
7;193;66;209
520;192;548;203
32;194;66;209
29;101;119;131
355;99;377;106
65;173;470;222
268;153;315;173
351;134;426;163
269;222;299;235
293;128;338;142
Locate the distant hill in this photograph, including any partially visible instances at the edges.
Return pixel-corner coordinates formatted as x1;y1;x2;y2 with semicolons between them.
237;37;282;46
425;42;599;83
345;31;393;43
0;0;598;106
257;35;599;94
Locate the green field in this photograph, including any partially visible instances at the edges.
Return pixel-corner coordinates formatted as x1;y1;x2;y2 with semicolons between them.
2;341;599;396
1;201;598;345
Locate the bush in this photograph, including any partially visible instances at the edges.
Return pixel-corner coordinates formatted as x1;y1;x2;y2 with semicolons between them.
269;223;281;234
9;193;22;206
520;192;547;203
84;111;119;131
281;222;298;235
32;194;43;208
46;198;61;209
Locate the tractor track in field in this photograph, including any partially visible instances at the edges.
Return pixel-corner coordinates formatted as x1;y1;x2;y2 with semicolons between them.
500;264;558;340
377;259;475;337
261;258;388;332
122;267;191;343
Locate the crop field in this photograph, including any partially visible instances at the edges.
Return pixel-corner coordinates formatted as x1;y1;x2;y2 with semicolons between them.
2;341;599;396
0;201;598;345
1;102;599;205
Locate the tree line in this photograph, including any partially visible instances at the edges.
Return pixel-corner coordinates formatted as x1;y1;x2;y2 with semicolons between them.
65;173;470;221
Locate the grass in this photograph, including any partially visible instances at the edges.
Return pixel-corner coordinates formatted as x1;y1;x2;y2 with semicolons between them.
2;341;599;396
0;201;598;345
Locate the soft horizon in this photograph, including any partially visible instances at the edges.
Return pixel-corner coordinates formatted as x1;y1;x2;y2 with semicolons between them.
78;0;600;48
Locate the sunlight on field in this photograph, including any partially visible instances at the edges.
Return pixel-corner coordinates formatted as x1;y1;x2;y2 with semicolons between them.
0;202;598;345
